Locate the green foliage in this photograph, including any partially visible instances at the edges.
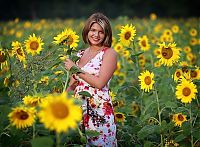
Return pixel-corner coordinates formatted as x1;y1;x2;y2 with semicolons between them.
0;16;199;147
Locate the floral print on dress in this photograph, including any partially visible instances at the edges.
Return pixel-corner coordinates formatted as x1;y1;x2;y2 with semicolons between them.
75;48;117;147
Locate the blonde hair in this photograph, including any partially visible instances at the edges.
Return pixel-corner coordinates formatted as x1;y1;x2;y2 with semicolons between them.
82;12;112;47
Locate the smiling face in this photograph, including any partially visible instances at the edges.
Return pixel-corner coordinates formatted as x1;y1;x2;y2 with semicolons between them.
88;22;105;46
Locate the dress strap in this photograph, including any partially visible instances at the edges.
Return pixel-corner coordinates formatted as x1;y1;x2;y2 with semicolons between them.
102;47;109;52
76;49;85;58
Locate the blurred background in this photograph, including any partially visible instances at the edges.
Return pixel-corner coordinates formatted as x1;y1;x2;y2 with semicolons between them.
0;0;199;20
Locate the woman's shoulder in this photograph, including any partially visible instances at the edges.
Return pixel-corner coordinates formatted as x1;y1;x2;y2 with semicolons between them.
103;47;117;57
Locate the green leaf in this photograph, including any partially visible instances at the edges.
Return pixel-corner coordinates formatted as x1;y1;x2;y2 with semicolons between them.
144;141;154;147
70;55;80;62
69;66;83;74
80;136;87;143
174;134;187;142
31;137;54;147
85;130;100;137
78;91;91;97
137;125;159;140
164;101;178;108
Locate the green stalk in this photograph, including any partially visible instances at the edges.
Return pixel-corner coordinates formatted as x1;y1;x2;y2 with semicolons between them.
154;87;164;146
62;71;69;93
190;104;194;147
56;132;60;147
32;123;35;139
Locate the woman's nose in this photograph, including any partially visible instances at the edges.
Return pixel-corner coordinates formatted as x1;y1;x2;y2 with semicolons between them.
93;31;98;36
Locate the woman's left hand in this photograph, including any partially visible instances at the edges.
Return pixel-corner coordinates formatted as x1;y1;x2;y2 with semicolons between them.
64;58;76;71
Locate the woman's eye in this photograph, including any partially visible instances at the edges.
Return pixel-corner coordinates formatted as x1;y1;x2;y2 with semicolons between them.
99;31;104;34
90;29;95;32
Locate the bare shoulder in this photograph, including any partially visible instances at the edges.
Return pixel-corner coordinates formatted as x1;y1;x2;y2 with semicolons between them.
104;48;117;58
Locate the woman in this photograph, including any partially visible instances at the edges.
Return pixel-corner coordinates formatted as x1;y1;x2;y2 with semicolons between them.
65;12;117;146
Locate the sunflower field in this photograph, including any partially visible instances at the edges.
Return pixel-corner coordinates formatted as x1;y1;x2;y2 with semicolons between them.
0;14;199;147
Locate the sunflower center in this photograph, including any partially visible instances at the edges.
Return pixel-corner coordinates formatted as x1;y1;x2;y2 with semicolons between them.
132;105;139;112
51;102;69;119
16;48;23;56
16;110;29;120
141;40;147;47
61;36;74;46
190;70;197;78
182;87;191;96
125;32;131;40
30;41;39;50
161;47;173;59
116;113;123;118
66;36;73;45
176;71;181;77
182;67;188;73
144;76;151;85
0;53;6;63
178;114;184;121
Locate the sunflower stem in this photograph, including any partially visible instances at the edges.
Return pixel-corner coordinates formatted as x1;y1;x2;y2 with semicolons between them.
32;123;35;139
189;104;194;147
154;87;164;147
56;132;60;147
63;71;69;93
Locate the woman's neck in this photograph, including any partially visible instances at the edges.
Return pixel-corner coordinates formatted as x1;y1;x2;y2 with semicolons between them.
89;46;103;52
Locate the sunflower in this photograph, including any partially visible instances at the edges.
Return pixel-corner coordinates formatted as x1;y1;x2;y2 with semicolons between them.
189;28;197;37
190;68;200;80
8;106;36;129
54;70;64;75
11;41;26;62
118;24;136;47
154;61;161;67
114;62;121;76
190;38;197;46
4;77;9;87
173;69;183;82
25;33;44;56
24;21;32;29
23;95;43;107
130;101;139;115
183;46;191;54
163;29;173;36
114;43;123;53
171;25;179;33
164;139;179;147
175;77;197;103
172;113;187;127
53;28;79;49
122;50;130;58
157;42;180;66
109;91;116;101
38;92;82;133
138;70;155;92
115;112;126;123
150;13;157;21
154;48;161;56
139;58;145;67
138;35;150;51
186;53;194;62
38;76;49;85
0;49;8;69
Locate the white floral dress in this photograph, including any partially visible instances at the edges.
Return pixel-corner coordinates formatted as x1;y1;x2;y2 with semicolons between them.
74;47;117;147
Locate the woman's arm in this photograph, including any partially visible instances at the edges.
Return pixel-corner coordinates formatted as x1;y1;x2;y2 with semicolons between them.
78;49;117;89
66;76;78;92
